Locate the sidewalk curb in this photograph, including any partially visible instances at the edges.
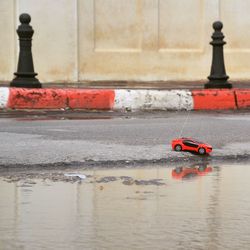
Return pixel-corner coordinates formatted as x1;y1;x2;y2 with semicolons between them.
0;87;249;111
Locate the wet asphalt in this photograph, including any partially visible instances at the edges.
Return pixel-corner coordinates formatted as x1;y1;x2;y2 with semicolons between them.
0;110;249;168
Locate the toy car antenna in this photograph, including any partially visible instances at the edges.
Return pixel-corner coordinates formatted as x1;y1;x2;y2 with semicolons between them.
178;110;191;138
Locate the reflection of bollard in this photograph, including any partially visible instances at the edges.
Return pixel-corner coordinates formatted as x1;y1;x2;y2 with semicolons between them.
205;21;232;89
10;13;41;88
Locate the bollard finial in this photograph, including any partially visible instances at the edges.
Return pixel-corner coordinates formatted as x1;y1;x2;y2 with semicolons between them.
204;21;232;89
19;13;31;24
213;21;223;31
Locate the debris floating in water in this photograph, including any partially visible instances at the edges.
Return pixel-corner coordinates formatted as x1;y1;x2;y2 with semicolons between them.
64;173;86;180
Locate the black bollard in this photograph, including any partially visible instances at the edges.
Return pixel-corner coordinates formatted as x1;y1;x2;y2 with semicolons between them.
10;13;41;88
205;21;232;89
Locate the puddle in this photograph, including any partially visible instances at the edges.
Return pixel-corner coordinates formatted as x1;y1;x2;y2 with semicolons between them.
1;164;250;250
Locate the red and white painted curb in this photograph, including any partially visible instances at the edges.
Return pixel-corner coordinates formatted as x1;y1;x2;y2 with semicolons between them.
0;87;250;111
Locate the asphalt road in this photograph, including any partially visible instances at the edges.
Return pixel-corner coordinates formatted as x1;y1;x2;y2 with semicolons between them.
0;110;249;168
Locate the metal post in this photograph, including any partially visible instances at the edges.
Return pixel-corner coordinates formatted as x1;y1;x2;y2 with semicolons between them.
10;13;41;88
205;21;232;89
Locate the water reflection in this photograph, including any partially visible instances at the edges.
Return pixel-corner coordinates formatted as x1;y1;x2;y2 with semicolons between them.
1;164;250;250
172;164;213;180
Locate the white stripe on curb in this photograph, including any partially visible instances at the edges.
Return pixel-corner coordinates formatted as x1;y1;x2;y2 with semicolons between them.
0;87;9;108
114;89;193;111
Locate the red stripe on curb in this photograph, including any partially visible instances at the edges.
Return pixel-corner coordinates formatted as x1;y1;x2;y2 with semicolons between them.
235;89;250;109
7;88;115;110
192;89;236;110
8;88;68;109
67;89;115;110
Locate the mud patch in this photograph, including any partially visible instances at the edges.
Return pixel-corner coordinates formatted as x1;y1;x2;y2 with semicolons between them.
1;172;166;186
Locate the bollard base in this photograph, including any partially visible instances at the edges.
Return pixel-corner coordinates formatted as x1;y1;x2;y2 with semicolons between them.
10;77;42;88
204;81;232;89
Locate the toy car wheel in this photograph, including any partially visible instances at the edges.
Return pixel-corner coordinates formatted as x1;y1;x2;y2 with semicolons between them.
174;144;182;152
198;147;206;155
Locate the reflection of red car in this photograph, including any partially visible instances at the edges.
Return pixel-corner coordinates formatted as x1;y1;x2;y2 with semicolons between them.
172;166;212;179
171;138;212;155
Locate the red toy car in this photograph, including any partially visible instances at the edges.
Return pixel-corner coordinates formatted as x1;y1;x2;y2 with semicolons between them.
171;137;212;155
172;166;212;179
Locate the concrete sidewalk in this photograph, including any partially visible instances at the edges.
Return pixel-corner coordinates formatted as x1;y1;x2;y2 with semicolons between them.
0;81;250;111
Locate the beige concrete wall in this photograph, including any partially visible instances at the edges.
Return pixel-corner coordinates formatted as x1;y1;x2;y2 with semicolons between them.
1;0;250;83
79;0;217;81
0;2;15;81
17;0;78;82
221;0;250;80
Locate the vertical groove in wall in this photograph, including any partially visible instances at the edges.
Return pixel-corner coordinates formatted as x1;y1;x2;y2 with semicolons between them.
13;0;18;73
93;0;96;52
157;0;160;50
76;0;79;82
199;0;205;51
218;0;221;20
136;0;143;51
